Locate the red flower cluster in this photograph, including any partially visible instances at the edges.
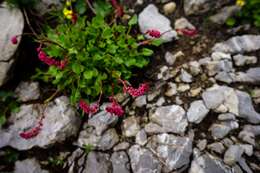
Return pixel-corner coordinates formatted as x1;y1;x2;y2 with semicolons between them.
176;28;198;37
105;97;124;116
110;0;124;17
124;83;149;97
37;47;67;70
145;29;161;38
79;100;99;115
19;121;43;139
11;36;18;44
120;79;149;97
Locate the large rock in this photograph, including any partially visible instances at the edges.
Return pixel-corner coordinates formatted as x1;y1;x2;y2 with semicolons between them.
187;100;209;124
122;116;140;137
15;81;40;102
128;145;162;173
14;158;49;173
147;133;193;172
209;5;241;25
0;96;81;150
212;35;260;54
111;151;131;173
0;3;24;86
224;145;244;166
189;154;233;173
210;121;239;139
138;4;177;42
145;105;188;134
84;152;112;173
239;125;260;145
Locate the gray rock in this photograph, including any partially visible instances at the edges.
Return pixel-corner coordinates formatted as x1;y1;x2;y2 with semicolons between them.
34;0;63;16
189;154;233;173
0;3;24;86
211;52;232;61
197;139;207;151
180;69;193;83
238;158;253;173
184;0;211;15
84;152;112;173
177;83;190;92
224;145;244;166
165;51;176;65
221;138;234;148
147;133;193;172
187;100;209;124
122;116;140;137
207;142;225;154
0;96;81;150
238;125;260;145
155;96;165;106
135;129;147;146
218;113;236;121
210;121;239;139
66;148;85;172
189;61;201;76
233;54;257;66
202;85;239;115
88;110;118;136
215;72;234;84
239;144;253;156
128;145;162;173
76;127;119;151
113;142;130;151
133;95;147;108
138;4;177;42
146;105;188;134
175;17;195;30
14;158;49;173
212;35;260;54
236;90;260;123
15;81;40;102
111;151;130;173
245;67;260;83
165;82;177;97
209;5;241;25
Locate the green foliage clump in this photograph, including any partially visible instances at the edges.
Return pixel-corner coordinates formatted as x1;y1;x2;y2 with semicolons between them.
36;14;155;103
226;0;260;28
0;90;19;127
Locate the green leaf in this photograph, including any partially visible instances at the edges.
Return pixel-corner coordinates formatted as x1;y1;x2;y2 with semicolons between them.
75;0;87;14
226;18;236;27
142;48;154;56
83;70;94;79
72;63;82;74
151;39;163;46
93;0;112;17
0;115;6;127
128;14;138;26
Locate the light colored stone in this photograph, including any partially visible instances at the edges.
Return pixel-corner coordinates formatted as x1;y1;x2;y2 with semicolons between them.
189;87;202;97
165;82;177;96
187;100;209;124
165;51;176;65
180;69;193;83
184;0;212;15
177;83;190;92
233;54;257;66
15;81;40;102
138;4;177;42
0;96;81;150
210;121;239;139
84;152;112;173
163;2;176;15
135;129;147;146
0;3;24;86
207;142;225;154
175;17;195;30
133;95;147;108
122;116;140;137
224;145;244;166
14;158;49;173
111;151;130;173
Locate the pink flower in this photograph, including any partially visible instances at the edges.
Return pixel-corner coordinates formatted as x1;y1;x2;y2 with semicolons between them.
145;29;161;38
19;121;43;139
105;97;124;116
79;100;99;115
176;28;198;37
110;0;124;17
119;79;150;97
11;36;18;44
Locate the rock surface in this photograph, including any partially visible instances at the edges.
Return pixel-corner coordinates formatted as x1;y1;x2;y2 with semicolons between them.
15;81;40;102
14;158;49;173
138;4;177;42
209;5;241;24
0;96;80;150
84;152;112;173
0;3;24;86
187;100;209;124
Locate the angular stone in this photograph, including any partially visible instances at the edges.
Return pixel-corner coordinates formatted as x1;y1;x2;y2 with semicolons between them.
165;51;176;65
88;110;118;136
212;35;260;54
224;145;244;166
238;125;260;145
111;151;130;173
122;116;140;137
175;17;195;30
128;145;162;173
210;121;239;139
209;5;241;24
207;142;225;154
14;158;49;173
147;105;188;134
133;95;147;108
180;69;193;83
0;3;24;86
189;154;233;173
138;4;177;42
233;54;257;66
135;129;147;146
163;2;176;15
184;0;211;15
147;133;193;172
0;96;81;150
187;100;209;124
15;81;40;102
84;152;112;173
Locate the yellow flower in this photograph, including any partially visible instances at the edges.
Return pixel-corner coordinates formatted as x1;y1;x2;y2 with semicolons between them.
63;8;73;19
236;0;245;7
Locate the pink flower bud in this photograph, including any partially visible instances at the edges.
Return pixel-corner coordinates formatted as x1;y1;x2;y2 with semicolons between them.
146;30;161;38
